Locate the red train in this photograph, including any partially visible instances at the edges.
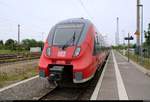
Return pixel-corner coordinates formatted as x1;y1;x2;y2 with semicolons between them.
39;18;109;86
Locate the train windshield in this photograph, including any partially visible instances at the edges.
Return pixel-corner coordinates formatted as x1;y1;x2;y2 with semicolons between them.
52;23;84;46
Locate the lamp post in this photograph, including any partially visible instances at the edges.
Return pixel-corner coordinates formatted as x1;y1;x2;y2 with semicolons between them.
122;30;125;45
136;0;140;55
138;4;143;64
18;24;20;45
122;30;126;55
128;33;130;62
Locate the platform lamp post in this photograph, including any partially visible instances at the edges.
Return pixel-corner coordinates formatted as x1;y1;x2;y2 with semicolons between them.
122;30;126;55
128;33;130;62
124;33;134;62
18;24;20;45
138;4;143;64
17;24;20;54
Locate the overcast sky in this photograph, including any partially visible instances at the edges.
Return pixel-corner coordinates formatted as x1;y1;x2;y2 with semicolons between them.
0;0;150;45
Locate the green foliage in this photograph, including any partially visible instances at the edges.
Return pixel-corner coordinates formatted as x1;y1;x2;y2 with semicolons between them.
0;39;44;52
37;41;44;50
112;45;128;50
22;39;44;50
0;66;38;88
124;51;150;69
144;23;150;47
0;40;3;45
130;44;136;48
5;39;17;50
144;23;150;56
0;40;4;50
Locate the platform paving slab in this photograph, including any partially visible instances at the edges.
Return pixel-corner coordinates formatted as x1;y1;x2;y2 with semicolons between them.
114;51;150;100
95;50;150;100
0;76;53;100
97;52;119;100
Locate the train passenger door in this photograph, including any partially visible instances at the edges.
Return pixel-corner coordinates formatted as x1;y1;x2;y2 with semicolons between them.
93;37;100;66
93;36;101;55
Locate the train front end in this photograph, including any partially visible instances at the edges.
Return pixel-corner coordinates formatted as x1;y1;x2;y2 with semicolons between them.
38;19;97;85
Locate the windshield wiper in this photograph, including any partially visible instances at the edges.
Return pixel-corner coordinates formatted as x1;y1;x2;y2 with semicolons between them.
62;32;76;50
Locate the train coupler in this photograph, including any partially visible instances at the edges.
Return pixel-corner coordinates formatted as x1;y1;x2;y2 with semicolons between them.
49;66;64;82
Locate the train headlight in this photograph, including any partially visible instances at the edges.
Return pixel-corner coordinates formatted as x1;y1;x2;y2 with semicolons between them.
74;47;80;57
74;72;83;81
39;69;45;77
46;47;51;56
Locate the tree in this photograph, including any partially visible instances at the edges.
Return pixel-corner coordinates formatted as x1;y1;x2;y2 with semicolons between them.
5;39;17;50
22;39;31;50
130;44;136;49
144;23;150;57
144;23;150;47
37;41;44;49
0;40;4;49
21;39;44;50
0;40;3;45
29;39;37;47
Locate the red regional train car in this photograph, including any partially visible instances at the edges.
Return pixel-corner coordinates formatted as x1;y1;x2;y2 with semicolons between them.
39;18;108;86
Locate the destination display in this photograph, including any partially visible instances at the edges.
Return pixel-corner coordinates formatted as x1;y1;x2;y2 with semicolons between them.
56;23;84;29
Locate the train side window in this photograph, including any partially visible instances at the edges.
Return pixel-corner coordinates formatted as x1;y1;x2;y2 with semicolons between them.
93;40;97;55
93;36;101;55
93;32;102;55
96;44;101;53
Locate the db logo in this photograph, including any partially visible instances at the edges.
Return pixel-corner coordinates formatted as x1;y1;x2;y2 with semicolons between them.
57;51;66;57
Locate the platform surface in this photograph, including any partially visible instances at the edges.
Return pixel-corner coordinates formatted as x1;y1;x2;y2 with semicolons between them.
95;50;150;100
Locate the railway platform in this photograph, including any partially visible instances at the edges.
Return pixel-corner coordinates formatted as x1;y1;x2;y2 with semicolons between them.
91;50;150;100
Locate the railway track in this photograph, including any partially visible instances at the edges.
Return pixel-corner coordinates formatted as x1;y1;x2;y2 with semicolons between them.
38;54;109;100
0;53;40;64
0;54;18;60
0;57;39;64
38;87;87;100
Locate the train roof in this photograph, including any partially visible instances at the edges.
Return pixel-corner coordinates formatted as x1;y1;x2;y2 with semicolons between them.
55;18;92;26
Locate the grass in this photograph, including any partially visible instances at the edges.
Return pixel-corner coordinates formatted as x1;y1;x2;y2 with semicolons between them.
0;49;40;88
127;53;150;70
0;66;38;88
0;50;16;54
0;49;29;54
118;50;150;70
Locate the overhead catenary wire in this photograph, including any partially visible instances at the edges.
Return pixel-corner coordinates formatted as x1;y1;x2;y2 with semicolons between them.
1;0;96;42
77;0;93;21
